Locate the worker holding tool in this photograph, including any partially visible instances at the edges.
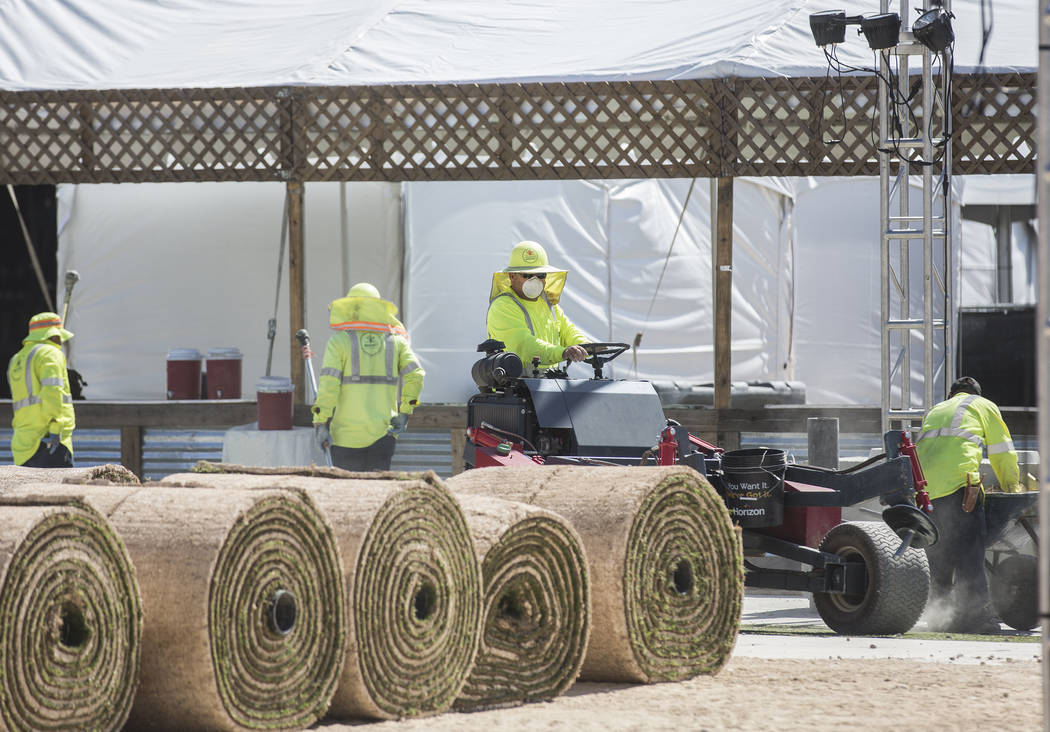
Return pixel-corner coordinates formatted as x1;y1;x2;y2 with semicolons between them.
916;376;1021;634
311;283;424;471
6;312;76;467
487;241;589;374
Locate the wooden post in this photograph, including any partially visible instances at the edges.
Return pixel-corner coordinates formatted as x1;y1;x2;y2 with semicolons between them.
288;181;305;405
807;417;840;469
714;176;733;410
120;426;143;479
449;429;466;475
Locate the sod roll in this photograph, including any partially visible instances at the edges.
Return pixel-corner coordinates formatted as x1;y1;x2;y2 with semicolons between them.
161;470;482;720
4;483;346;731
0;463;139;493
0;498;142;731
452;494;589;711
447;465;743;683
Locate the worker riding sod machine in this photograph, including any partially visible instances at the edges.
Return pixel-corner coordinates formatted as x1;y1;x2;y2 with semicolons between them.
463;340;944;636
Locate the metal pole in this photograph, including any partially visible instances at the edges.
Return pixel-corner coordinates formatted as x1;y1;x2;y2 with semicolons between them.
1036;0;1050;721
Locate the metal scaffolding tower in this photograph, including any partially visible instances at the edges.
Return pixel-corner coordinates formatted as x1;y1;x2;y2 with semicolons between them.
879;0;953;433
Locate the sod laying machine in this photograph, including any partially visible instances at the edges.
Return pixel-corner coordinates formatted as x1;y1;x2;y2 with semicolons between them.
463;340;945;636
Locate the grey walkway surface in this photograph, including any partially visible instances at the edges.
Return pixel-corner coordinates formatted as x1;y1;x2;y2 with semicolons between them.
738;593;1043;665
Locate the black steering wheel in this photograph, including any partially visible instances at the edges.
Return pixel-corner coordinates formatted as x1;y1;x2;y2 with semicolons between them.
576;342;630;379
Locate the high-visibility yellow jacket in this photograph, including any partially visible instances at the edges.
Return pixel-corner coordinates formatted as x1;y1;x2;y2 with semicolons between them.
915;392;1020;500
487;277;587;372
6;337;75;464
312;296;424;449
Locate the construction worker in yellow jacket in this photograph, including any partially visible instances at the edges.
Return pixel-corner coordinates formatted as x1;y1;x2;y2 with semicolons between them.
487;241;589;374
916;376;1020;633
6;312;76;467
312;283;424;471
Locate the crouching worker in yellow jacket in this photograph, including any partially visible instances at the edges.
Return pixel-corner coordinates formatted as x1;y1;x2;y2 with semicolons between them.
7;312;76;467
312;283;425;471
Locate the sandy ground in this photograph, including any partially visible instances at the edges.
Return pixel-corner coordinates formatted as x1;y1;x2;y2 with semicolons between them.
314;595;1047;731
315;657;1043;731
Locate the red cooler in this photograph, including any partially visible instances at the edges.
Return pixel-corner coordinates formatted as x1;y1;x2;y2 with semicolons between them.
256;376;294;430
166;348;203;399
205;347;243;399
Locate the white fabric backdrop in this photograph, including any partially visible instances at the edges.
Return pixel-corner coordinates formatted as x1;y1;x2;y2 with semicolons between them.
56;181;402;400
402;178;794;404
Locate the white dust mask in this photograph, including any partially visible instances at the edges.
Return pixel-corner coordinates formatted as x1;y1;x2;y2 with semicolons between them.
521;276;545;299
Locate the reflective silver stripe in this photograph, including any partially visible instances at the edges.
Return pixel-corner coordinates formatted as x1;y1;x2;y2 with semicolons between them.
916;426;983;446
348;331;361;379
917;395;985;446
493;293;534;334
988;440;1015;455
40;377;64;387
341;375;397;385
319;367;342;379
13;345;46;412
342;331;396;385
61;394;72;404
952;395;979;428
399;361;420;376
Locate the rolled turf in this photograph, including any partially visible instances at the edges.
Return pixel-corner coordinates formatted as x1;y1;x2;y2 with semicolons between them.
163;469;482;720
452;494;590;711
3;483;346;731
0;498;142;731
0;463;139;493
446;465;744;683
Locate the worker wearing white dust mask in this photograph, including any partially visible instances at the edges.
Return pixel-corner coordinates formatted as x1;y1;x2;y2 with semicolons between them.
6;312;76;467
311;283;425;471
487;241;589;375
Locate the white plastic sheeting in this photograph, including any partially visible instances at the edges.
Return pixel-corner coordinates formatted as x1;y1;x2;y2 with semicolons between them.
56;182;402;400
0;1;1035;91
793;176;959;405
403;178;794;403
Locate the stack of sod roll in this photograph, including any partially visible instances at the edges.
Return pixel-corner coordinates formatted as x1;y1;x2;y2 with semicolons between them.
446;465;744;683
0;463;139;492
163;468;482;720
452;493;590;710
0;496;142;731
5;482;345;731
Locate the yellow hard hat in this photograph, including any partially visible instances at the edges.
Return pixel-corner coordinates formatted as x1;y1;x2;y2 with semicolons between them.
502;241;564;274
26;312;73;342
346;282;382;299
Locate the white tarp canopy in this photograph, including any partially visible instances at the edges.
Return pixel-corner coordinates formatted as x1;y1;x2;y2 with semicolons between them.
6;0;1036;404
0;1;1035;90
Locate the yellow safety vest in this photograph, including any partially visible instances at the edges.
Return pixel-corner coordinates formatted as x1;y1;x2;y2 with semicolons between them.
486;289;587;372
915;393;1020;500
6;338;75;464
312;298;424;449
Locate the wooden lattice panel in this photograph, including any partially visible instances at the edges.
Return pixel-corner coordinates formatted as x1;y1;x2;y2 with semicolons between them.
0;73;1034;185
951;72;1036;175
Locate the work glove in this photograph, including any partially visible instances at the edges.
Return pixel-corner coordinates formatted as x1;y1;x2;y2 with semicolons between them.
388;413;409;436
314;423;332;451
44;433;61;455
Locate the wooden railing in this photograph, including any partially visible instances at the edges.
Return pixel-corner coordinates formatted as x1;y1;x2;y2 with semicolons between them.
1;401;1037;479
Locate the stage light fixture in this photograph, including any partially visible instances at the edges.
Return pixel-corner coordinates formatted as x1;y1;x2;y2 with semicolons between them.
913;8;954;53
860;12;901;50
809;10;847;47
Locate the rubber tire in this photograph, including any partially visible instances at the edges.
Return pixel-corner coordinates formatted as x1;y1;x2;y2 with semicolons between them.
813;521;930;635
989;554;1038;631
